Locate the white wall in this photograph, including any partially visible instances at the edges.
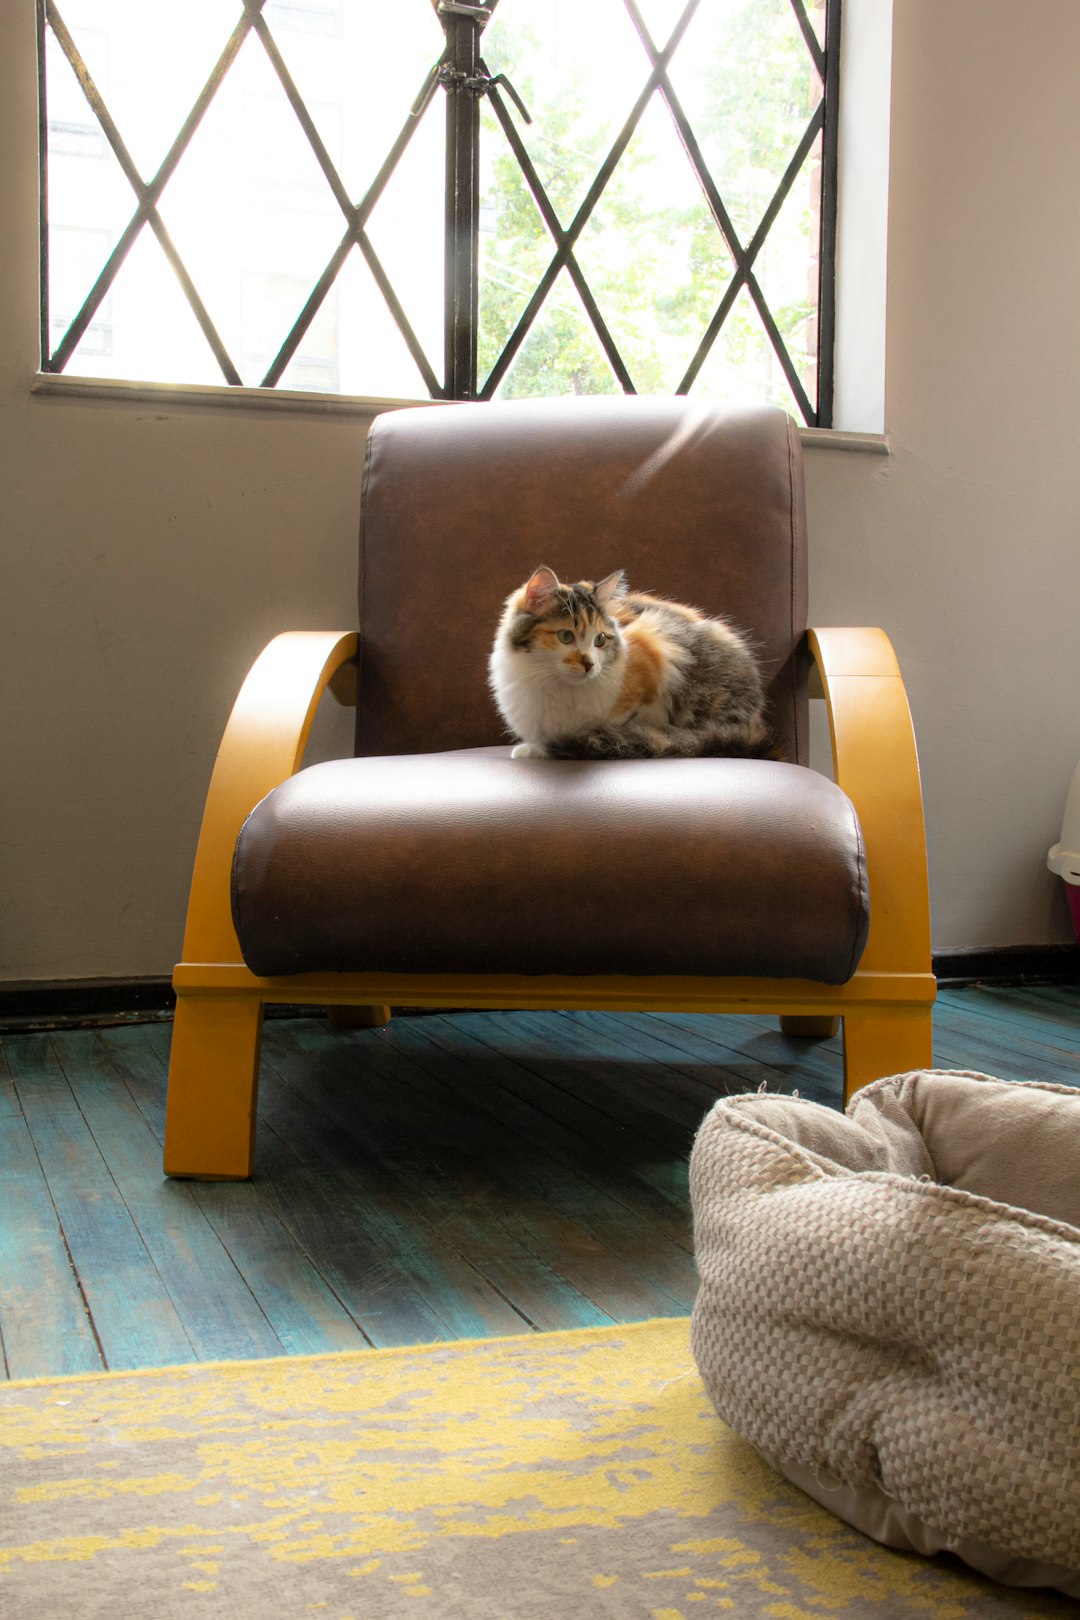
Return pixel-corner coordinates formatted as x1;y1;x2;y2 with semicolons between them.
3;0;1079;985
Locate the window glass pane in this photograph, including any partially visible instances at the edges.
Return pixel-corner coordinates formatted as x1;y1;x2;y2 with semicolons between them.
265;0;440;203
44;28;132;367
43;0;444;394
44;21;108;160
156;31;344;386
492;268;620;399
668;0;823;245
690;282;793;410
57;0;238;178
66;227;224;383
484;0;653;228
477;97;551;393
363;96;445;392
42;0;833;416
479;0;823;415
802;0;827;54
50;227;114;361
322;247;433;400
265;0;345;38
570;93;736;396
750;127;823;409
242;273;338;392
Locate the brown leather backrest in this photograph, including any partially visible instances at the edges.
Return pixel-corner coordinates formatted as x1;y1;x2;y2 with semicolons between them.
356;397;809;762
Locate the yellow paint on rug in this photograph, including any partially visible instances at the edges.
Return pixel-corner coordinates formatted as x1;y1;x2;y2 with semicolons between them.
0;1318;1070;1619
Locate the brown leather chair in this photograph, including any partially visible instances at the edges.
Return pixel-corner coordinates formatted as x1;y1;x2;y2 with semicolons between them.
164;398;934;1180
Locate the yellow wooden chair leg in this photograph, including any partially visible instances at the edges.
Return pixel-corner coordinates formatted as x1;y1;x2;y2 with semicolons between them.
325;1004;392;1029
164;995;264;1179
842;1006;934;1105
779;1014;841;1040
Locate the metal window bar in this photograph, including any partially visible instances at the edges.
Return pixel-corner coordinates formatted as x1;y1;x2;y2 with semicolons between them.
39;0;839;421
816;0;842;425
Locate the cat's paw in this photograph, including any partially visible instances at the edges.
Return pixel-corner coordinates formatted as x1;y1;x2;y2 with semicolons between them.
511;741;548;760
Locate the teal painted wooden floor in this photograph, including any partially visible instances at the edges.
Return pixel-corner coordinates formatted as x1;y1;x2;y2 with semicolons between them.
2;987;1078;1380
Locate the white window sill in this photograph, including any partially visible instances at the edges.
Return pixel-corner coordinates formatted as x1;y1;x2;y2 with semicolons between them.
30;372;890;454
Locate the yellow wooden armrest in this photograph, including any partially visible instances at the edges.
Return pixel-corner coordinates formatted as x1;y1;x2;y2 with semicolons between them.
181;631;359;963
807;627;931;976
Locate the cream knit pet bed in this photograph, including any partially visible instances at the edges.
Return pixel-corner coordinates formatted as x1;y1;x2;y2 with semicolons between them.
690;1070;1080;1597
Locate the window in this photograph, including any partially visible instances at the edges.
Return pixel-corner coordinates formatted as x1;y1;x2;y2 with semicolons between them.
39;0;839;423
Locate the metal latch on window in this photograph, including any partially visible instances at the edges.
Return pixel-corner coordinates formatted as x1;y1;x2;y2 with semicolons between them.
410;59;531;123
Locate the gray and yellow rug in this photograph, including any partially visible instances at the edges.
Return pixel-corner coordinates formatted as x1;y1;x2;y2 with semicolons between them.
0;1317;1070;1617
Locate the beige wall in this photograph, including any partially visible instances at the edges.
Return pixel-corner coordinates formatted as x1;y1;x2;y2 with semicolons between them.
806;0;1080;954
4;1;1080;985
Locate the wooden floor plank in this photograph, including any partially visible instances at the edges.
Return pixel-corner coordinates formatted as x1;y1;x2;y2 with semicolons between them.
260;1036;617;1331
249;1138;460;1348
268;1019;696;1310
0;1108;103;1379
929;1011;1080;1087
252;1101;533;1347
4;1034;195;1372
99;1022;384;1358
0;1039;21;1120
936;987;1080;1070
396;1012;693;1216
259;1083;600;1340
549;1009;792;1116
934;994;1080;1073
467;1009;711;1136
565;1008;793;1106
373;1012;693;1237
575;1007;803;1085
113;1021;528;1348
994;983;1080;1026
95;1021;170;1134
639;1010;845;1101
50;1030;287;1364
256;1042;613;1334
265;1020;697;1318
3;987;1078;1381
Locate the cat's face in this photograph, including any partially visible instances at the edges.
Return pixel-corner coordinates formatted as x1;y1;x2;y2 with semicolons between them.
508;566;626;682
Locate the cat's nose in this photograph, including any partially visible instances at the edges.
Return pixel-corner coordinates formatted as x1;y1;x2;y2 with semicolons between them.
580;656;593;674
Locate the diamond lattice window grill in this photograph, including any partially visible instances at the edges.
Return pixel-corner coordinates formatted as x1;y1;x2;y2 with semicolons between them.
39;0;839;423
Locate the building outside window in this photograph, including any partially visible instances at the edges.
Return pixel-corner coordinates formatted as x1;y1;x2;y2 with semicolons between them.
39;0;838;423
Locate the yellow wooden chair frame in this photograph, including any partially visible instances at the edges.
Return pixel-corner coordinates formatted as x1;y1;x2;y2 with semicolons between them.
164;624;934;1179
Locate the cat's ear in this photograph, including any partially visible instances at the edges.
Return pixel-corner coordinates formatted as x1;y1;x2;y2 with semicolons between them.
595;569;628;608
523;565;560;614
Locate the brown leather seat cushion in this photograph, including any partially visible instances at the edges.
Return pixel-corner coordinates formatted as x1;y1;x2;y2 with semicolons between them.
232;750;868;983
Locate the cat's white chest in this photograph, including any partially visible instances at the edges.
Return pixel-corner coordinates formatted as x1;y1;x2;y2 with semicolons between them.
489;644;619;747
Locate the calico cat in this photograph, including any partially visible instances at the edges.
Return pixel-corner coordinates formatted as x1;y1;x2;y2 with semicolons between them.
488;565;772;760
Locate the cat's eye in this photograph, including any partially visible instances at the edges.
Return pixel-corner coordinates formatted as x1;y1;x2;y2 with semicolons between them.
594;633;608;648
557;629;575;644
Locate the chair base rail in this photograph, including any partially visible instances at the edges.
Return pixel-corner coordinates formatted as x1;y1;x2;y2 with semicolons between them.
171;961;936;1015
163;963;936;1178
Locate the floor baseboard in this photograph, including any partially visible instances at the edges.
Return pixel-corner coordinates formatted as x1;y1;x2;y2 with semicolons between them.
931;944;1080;988
0;976;175;1030
2;947;1078;1031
